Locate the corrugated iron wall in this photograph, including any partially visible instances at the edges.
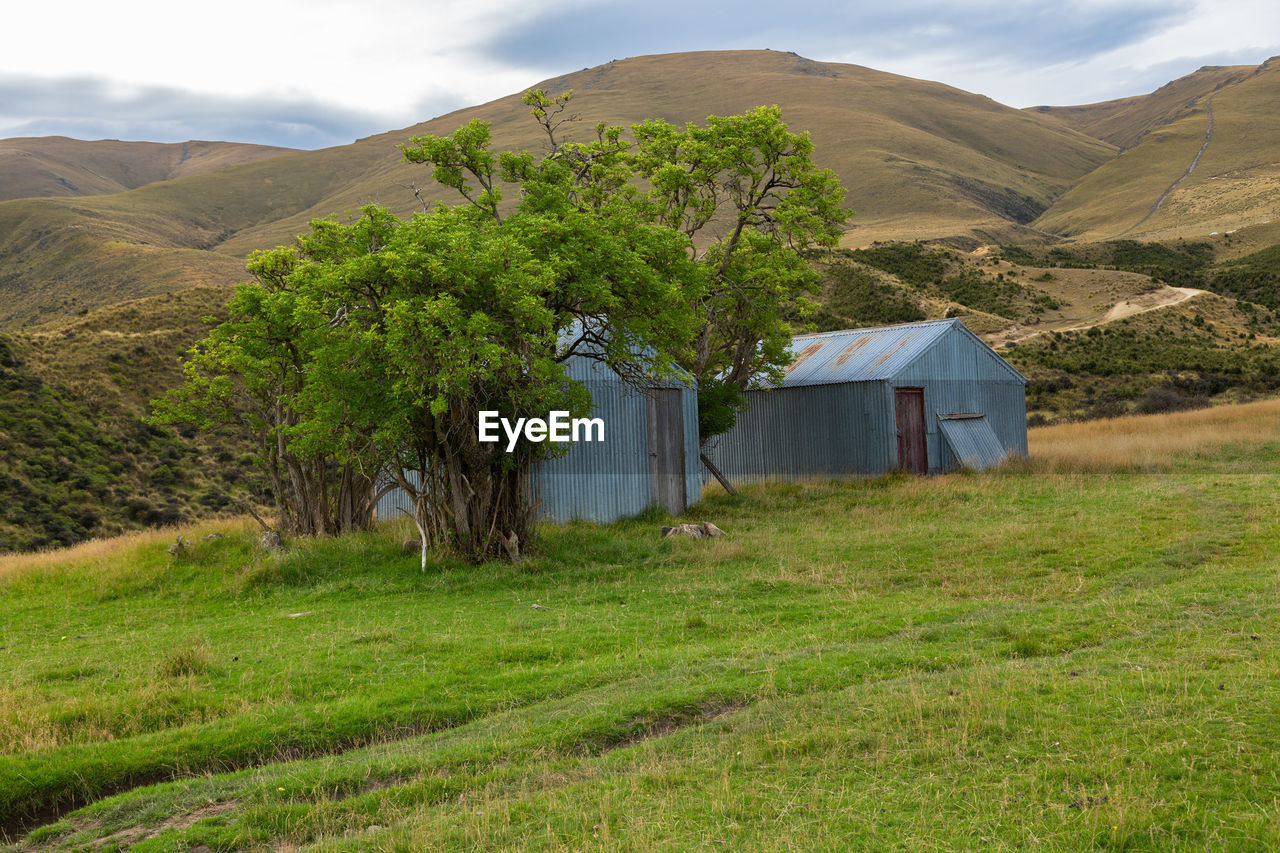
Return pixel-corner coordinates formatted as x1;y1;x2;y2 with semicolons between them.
681;383;702;509
937;415;1010;472
703;381;896;483
377;355;701;525
895;331;1027;473
533;378;652;522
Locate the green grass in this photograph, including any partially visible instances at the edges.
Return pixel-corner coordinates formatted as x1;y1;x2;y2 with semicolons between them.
5;435;1280;850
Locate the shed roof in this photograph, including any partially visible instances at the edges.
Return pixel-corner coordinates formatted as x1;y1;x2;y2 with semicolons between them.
777;319;1024;387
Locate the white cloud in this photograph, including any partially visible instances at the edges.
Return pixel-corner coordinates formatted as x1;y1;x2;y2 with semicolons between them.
1;0;1276;146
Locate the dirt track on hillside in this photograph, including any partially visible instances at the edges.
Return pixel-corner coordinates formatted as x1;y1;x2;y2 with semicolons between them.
990;285;1205;347
1117;95;1218;237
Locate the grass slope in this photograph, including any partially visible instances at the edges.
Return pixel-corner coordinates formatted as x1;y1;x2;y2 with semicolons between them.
1027;64;1253;150
1035;56;1280;241
0;50;1115;330
3;404;1280;849
0;138;294;203
0;288;264;552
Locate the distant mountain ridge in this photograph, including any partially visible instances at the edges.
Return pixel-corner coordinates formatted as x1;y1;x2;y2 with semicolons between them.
0;50;1278;330
0;49;1116;328
1028;64;1255;151
0;137;294;202
1030;56;1280;242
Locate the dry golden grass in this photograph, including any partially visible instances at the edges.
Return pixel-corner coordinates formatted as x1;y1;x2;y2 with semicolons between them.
0;517;257;581
1028;397;1280;471
0;137;292;203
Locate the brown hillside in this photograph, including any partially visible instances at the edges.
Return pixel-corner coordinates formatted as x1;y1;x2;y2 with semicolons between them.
220;50;1117;254
0;50;1116;328
1034;55;1280;241
0;137;294;202
1028;64;1253;150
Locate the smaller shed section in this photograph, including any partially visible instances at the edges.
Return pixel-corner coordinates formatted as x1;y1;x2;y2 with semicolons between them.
704;319;1027;483
530;354;701;523
377;352;701;526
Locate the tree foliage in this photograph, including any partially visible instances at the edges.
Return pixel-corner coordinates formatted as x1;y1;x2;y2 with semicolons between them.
151;250;381;537
625;105;849;434
157;92;848;562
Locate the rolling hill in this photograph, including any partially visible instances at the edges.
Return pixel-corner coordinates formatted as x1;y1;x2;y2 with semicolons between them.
4;49;1280;552
0;137;293;202
0;50;1117;329
1028;64;1253;151
1032;56;1280;242
5;51;1280;332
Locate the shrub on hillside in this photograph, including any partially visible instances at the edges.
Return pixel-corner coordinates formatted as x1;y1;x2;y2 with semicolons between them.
1133;386;1211;415
840;243;949;287
806;262;925;331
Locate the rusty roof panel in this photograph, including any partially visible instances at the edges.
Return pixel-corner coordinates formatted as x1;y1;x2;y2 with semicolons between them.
784;341;826;375
778;320;960;386
831;336;872;366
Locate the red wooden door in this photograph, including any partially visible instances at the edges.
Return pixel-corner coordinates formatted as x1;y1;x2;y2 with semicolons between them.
894;387;928;475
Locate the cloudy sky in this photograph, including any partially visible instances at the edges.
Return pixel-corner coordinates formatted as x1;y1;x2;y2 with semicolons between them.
3;0;1277;149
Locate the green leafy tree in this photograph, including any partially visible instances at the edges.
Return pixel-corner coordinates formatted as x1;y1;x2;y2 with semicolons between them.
151;247;382;537
157;92;847;562
270;117;694;564
626;104;850;438
410;93;850;442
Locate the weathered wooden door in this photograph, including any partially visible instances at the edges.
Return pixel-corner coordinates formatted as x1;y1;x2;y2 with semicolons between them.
894;387;928;475
646;389;687;514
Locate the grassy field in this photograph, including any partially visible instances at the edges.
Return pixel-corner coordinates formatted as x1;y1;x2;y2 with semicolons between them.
3;403;1280;850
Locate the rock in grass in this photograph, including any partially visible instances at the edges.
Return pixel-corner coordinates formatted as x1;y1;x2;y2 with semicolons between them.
661;523;717;539
259;530;283;550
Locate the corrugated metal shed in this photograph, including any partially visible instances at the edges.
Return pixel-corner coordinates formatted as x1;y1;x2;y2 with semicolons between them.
705;319;1027;483
377;343;701;526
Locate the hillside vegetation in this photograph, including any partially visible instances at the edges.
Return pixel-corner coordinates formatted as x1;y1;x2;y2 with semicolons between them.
3;403;1280;849
0;289;264;553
